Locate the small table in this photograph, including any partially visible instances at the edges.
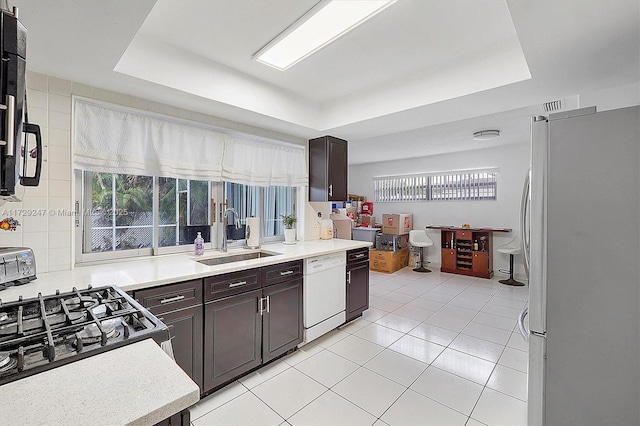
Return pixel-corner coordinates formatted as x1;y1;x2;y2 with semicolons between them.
426;226;511;279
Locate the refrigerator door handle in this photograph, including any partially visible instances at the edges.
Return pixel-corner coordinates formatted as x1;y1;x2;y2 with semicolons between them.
518;306;529;340
520;170;530;277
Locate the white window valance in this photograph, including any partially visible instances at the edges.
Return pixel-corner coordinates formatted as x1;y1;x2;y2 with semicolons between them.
222;135;308;186
73;98;308;186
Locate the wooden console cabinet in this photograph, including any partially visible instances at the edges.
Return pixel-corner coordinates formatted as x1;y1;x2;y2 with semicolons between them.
427;226;511;279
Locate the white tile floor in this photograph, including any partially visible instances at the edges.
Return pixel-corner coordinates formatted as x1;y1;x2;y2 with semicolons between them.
189;267;529;426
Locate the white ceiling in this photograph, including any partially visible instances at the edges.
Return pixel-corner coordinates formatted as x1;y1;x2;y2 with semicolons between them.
11;0;640;164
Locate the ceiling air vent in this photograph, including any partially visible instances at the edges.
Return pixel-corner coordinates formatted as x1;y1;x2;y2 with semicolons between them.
543;100;562;112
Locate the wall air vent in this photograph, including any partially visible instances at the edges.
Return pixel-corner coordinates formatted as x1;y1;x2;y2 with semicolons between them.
543;100;562;112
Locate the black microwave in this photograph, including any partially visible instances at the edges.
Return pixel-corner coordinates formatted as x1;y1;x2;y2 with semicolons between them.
0;7;41;198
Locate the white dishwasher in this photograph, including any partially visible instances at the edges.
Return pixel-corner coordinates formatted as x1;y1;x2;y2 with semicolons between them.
303;252;346;344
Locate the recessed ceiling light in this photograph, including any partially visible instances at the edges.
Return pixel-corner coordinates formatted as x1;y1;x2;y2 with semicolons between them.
473;129;500;141
253;0;397;71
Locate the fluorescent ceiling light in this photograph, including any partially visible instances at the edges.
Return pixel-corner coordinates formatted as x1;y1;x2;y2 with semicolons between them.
253;0;397;71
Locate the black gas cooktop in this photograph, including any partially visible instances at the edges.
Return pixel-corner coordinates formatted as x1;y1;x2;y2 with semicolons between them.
0;285;169;385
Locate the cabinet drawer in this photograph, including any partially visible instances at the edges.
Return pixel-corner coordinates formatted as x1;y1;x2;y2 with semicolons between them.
262;260;303;287
347;247;369;263
135;279;202;315
205;268;261;301
455;230;472;240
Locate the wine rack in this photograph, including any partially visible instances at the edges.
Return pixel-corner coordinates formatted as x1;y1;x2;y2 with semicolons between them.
429;226;511;279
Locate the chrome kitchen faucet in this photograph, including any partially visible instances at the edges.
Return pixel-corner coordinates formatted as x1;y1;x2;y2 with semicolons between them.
222;207;241;252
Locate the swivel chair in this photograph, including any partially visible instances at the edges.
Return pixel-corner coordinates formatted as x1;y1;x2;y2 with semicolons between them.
409;229;433;273
497;236;525;286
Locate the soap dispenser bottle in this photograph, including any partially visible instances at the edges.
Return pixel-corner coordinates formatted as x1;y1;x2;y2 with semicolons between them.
194;232;204;256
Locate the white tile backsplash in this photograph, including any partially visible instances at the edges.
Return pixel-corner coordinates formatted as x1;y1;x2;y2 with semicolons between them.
49;111;71;131
48;231;71;249
29;106;48;127
47;196;71;211
48;247;71;269
22;196;48;210
48;77;72;96
48;163;71;181
112;92;132;107
48;213;73;232
71;82;93;98
27;71;48;92
0;231;23;247
21;214;49;233
23;232;49;250
131;97;149;110
48;180;71;198
48;94;71;114
28;89;48;109
24;179;49;198
47;146;71;165
147;101;165;114
33;248;49;272
93;88;114;103
49;129;71;147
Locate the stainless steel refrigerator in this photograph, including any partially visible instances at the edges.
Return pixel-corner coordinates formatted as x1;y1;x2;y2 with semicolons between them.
521;105;640;426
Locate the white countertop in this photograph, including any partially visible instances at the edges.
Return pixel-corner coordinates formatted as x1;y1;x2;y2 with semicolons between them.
0;339;200;426
0;239;371;302
0;239;371;425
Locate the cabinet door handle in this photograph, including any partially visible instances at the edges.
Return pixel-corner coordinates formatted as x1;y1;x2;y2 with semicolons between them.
266;295;270;313
347;270;351;284
160;295;185;304
279;270;294;276
229;281;248;288
354;253;365;258
329;184;333;197
258;297;264;315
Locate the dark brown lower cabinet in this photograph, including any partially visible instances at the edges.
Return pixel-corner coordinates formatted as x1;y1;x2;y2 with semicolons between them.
159;306;203;392
203;289;262;391
134;279;203;393
262;278;303;363
203;261;303;394
154;409;190;426
346;247;370;322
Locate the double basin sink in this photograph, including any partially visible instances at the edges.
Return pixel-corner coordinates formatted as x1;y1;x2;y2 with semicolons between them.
196;250;279;266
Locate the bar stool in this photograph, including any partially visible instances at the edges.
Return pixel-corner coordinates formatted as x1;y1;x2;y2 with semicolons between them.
409;229;433;273
497;236;525;286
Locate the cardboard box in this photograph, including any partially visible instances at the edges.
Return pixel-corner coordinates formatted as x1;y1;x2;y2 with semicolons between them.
382;214;413;235
360;215;376;227
369;248;409;273
330;213;354;240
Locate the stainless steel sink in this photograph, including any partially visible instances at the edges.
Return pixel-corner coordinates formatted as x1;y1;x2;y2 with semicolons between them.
196;250;279;266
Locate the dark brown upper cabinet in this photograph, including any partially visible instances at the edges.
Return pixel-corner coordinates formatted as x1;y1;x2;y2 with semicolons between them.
309;135;348;202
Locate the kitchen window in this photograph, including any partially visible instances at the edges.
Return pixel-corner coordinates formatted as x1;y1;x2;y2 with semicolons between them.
225;183;296;241
374;169;498;202
73;98;306;263
76;171;296;263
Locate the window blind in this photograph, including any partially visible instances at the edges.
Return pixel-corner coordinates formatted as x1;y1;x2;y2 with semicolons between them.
73;98;308;186
374;169;498;202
